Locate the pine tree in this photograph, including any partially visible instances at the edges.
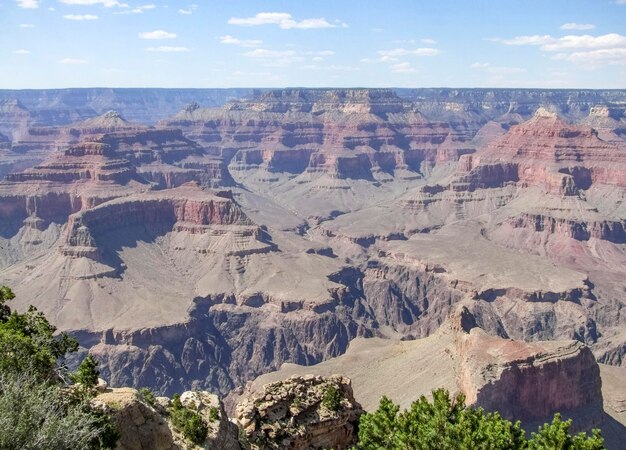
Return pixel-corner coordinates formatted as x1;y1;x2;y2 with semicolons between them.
72;354;100;389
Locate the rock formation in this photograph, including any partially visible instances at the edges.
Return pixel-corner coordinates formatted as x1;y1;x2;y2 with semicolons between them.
236;375;362;450
94;387;240;450
245;307;605;431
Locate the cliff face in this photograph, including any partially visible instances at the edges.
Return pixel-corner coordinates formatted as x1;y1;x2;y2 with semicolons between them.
243;308;606;433
455;320;603;425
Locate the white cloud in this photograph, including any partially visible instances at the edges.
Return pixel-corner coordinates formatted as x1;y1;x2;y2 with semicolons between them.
12;49;31;54
241;48;303;66
541;33;626;51
242;49;297;58
560;23;595;31
139;30;177;40
498;35;554;46
305;50;335;56
59;58;87;64
372;28;384;33
146;46;191;52
178;4;197;15
301;64;359;71
363;47;439;63
63;14;98;20
471;62;526;74
390;62;417;73
553;48;626;67
218;35;262;48
497;32;626;68
421;38;437;44
16;0;38;8
312;56;324;62
113;4;155;14
60;0;128;6
228;12;340;29
19;23;35;28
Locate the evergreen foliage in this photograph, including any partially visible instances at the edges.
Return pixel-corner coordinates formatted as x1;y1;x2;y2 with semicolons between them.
0;285;118;449
72;354;100;389
170;393;209;445
138;387;157;408
356;389;604;450
322;385;342;412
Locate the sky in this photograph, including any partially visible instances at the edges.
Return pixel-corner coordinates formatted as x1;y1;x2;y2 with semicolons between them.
1;0;626;89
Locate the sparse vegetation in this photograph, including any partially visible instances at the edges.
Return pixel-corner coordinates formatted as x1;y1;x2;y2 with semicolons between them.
0;285;118;449
170;393;209;445
322;385;342;412
355;388;604;450
138;387;157;408
208;405;220;422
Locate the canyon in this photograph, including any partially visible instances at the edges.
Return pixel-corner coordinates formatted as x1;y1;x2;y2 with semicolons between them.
0;88;624;445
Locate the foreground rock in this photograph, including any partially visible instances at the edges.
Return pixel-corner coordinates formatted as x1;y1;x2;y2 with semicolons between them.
94;387;240;450
236;375;363;450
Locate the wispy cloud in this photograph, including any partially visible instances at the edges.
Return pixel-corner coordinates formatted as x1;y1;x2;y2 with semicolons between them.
139;30;177;40
59;58;87;64
553;48;626;67
301;64;359;71
471;62;526;74
242;49;297;58
19;23;35;28
496;33;626;68
12;49;31;54
560;23;595;31
60;0;128;6
362;47;439;63
497;35;553;46
218;35;262;48
228;12;342;29
63;14;98;20
146;46;191;52
241;48;303;66
305;50;335;56
390;62;417;73
113;4;155;14
16;0;38;8
178;4;197;15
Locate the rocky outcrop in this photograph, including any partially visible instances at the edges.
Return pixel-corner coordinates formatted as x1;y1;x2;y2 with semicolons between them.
454;309;604;427
94;388;177;450
94;387;240;450
236;375;362;450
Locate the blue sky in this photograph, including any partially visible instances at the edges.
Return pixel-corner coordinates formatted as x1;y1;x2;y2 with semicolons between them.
1;0;626;88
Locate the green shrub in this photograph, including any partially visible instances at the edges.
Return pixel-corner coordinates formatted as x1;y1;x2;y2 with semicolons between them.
138;387;157;408
356;389;604;450
208;405;220;422
0;372;118;449
322;385;342;412
72;354;100;390
0;285;118;449
170;393;209;445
